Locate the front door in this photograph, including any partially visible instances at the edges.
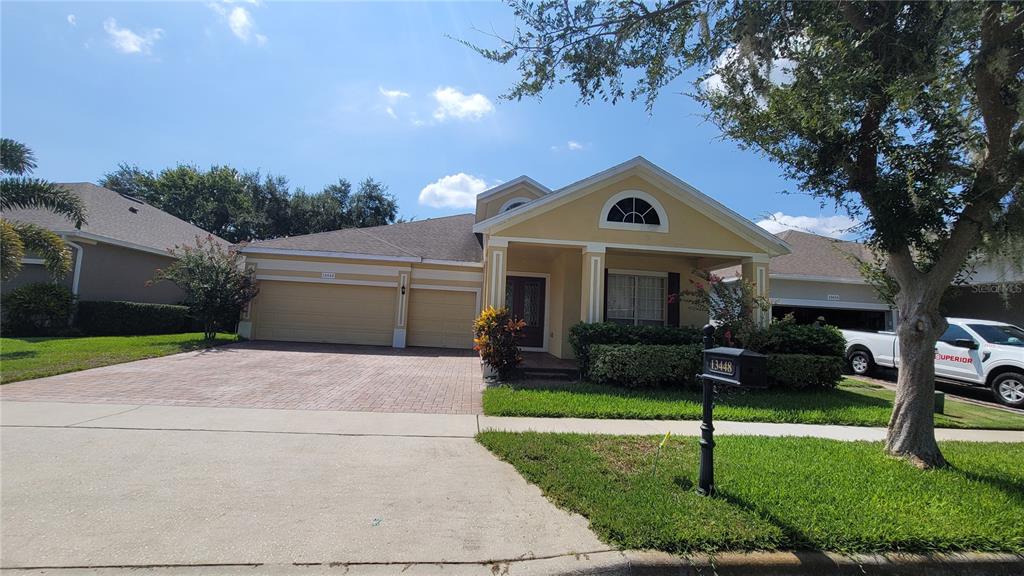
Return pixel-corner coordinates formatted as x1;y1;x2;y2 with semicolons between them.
506;276;546;348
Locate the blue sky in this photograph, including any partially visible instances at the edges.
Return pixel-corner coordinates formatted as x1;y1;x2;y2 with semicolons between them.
2;1;857;238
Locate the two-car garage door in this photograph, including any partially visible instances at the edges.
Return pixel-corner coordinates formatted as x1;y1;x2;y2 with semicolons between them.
252;281;396;345
252;280;475;349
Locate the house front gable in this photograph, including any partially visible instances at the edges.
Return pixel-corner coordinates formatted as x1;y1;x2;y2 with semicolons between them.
474;177;550;222
475;158;789;258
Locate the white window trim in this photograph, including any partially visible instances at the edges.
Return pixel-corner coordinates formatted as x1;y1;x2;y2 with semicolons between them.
499;197;534;213
598;190;669;233
606;271;668;326
505;270;551;352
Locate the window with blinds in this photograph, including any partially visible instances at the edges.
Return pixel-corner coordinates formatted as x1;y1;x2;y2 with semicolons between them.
606;273;666;326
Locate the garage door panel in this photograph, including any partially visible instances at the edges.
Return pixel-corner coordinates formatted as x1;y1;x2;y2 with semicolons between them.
254;281;395;345
407;289;476;349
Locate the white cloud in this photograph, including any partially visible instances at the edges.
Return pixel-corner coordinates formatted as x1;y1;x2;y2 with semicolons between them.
379;87;410;101
418;173;489;209
67;14;77;26
432;87;494;122
209;2;267;45
756;212;860;239
551;140;587;152
103;18;163;55
567;140;584;151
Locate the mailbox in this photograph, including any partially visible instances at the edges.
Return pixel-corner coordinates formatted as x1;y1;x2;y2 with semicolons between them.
701;347;767;389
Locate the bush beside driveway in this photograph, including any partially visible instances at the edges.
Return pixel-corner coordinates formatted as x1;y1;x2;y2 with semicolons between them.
483;378;1024;430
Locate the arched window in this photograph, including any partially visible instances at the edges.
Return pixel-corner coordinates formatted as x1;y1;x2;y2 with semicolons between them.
599;190;668;232
499;197;533;212
606;197;661;225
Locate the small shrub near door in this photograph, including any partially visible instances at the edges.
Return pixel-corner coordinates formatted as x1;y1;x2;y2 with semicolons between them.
589;344;703;388
766;354;845;389
76;301;189;336
474;306;526;379
1;282;75;336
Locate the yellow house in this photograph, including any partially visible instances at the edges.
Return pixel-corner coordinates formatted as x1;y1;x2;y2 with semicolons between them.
237;157;791;359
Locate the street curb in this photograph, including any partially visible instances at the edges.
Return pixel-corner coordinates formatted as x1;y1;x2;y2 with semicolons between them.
4;552;1021;575
620;550;1024;576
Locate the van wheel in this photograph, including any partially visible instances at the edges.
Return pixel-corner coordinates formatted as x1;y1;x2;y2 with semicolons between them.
992;372;1024;408
848;350;874;376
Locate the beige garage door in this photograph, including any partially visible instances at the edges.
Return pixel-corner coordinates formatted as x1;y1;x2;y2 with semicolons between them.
253;280;396;345
406;289;477;349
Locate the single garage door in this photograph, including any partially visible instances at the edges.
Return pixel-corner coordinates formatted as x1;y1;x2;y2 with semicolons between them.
406;289;476;349
253;280;396;345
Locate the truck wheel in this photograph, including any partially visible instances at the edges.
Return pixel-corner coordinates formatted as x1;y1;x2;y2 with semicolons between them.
848;350;873;376
992;373;1024;408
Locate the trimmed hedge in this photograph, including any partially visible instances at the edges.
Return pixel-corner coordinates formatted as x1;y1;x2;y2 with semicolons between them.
746;321;846;358
589;345;844;390
569;322;702;376
590;344;703;388
766;354;845;389
1;283;75;336
76;301;189;336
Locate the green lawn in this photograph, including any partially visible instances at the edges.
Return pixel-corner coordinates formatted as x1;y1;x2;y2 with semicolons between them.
483;378;1024;430
0;333;238;384
479;432;1024;554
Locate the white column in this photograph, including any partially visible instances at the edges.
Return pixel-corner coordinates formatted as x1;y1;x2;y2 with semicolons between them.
580;245;606;323
741;255;770;327
392;271;409;348
486;242;508;309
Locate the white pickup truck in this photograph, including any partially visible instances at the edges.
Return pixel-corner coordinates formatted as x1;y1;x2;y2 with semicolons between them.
841;318;1024;407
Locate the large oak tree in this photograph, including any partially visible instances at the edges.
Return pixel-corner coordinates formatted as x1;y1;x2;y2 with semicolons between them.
472;0;1023;467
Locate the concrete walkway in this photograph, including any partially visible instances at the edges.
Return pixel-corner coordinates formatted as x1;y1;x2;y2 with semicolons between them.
4;400;1023;442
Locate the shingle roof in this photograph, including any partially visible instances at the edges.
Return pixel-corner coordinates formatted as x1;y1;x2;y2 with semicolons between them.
719;229;873;280
246;213;482;263
1;183;227;253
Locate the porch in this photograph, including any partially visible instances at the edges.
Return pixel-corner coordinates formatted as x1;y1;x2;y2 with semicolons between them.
485;239;771;359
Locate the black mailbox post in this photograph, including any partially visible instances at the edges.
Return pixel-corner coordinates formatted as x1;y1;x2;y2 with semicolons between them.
696;325;767;496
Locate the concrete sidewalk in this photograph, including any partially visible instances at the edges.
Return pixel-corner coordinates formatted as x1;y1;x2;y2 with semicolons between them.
4;400;1023;442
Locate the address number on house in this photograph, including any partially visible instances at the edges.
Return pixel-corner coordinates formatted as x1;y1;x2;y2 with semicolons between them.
321;272;336;279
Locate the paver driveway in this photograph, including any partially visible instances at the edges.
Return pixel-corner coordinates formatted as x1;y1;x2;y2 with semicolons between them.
0;341;483;414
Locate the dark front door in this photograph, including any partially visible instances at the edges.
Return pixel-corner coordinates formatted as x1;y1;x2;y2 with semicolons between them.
506;276;546;348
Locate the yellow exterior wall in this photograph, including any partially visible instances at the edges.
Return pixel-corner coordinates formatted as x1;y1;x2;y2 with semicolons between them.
494;174;764;254
475;183;546;222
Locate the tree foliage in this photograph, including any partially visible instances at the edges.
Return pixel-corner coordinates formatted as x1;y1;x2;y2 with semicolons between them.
0;138;85;280
472;0;1023;468
150;235;259;341
100;164;400;243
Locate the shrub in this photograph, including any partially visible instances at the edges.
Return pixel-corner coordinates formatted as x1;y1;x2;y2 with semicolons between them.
76;301;189;336
766;354;845;389
746;319;846;358
569;322;701;376
473;306;527;379
150;235;258;340
589;344;703;388
1;282;74;336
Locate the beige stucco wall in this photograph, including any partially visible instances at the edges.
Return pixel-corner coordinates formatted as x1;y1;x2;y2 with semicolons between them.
1;241;183;304
771;278;883;304
493;174;766;254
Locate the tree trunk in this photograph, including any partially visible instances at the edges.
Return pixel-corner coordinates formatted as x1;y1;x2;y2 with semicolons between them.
885;292;947;469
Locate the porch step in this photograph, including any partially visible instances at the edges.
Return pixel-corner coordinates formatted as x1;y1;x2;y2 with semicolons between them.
520;367;579;380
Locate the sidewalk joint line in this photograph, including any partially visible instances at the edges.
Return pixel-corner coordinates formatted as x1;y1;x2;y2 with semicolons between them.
0;424;477;440
65;405;144;427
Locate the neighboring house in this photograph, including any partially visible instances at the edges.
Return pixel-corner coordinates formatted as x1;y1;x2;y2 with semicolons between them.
238;157;791;359
719;230;896;331
719;230;1024;330
0;183;227;304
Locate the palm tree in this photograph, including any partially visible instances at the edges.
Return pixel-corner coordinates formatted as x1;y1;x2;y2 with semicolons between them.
0;138;87;280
